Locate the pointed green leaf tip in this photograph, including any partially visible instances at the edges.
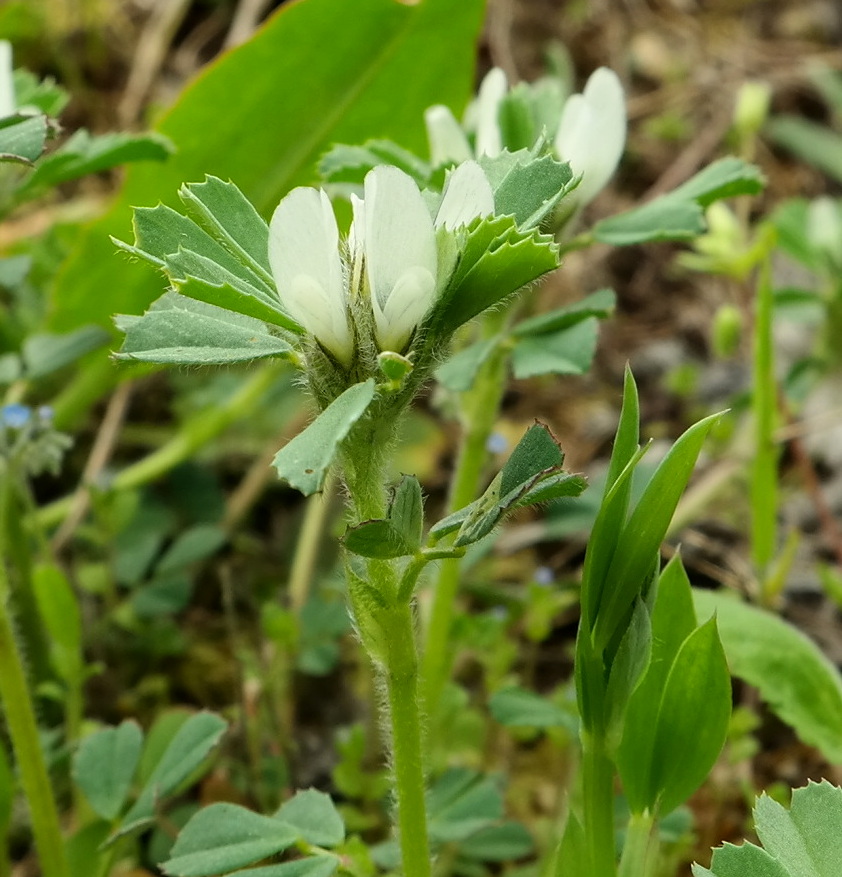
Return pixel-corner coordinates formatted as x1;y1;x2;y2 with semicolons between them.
693;781;842;877
272;380;376;496
114;292;297;365
429;422;586;547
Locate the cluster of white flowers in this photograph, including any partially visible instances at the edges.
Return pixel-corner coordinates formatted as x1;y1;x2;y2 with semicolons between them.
268;161;494;366
425;66;626;211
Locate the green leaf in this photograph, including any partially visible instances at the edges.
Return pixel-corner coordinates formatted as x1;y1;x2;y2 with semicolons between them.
115;291;296;365
604;598;652;741
441;423;585;548
275;789;345;848
427;769;503;843
435;335;500;393
51;0;485;331
511;318;599;378
390;475;424;550
554;812;587;877
319;138;431;186
227;859;339;877
669;157;765;206
593;197;705;246
458;821;534;861
162;803;298;877
480;150;575;228
120;712;227;835
693;589;842;763
766;116;842;185
592;410;721;650
344;475;424;559
694;781;842;877
0;741;11;837
580;367;640;631
0;113;47;164
73;721;143;820
592;158;764;246
648;617;730;814
32;562;83;683
512;287;616;337
20;129;172;191
179;176;274;281
22;326;110;378
488;686;573;729
155;525;227;574
430;214;559;336
272;380;376;496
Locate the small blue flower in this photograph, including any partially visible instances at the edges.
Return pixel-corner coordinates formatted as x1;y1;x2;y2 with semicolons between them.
534;566;554;586
1;403;31;429
486;432;508;455
37;405;54;424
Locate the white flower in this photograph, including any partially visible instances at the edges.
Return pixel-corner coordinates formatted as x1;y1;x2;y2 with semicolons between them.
554;67;626;208
473;67;508;158
268;163;494;363
0;41;16;119
268;187;353;366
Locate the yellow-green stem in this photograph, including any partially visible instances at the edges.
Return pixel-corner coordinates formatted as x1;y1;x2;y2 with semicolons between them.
288;470;335;614
581;734;617;877
0;565;70;877
618;811;657;877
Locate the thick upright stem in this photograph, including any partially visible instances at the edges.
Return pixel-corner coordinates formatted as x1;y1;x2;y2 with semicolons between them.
618;811;656;877
581;734;617;877
384;602;432;877
0;574;70;877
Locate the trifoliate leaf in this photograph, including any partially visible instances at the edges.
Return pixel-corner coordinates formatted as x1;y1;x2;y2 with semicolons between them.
115;292;296;365
512;287;615;336
511;318;599;378
73;721;143;820
693;781;842;877
482;150;575;228
163;803;298;876
489;686;573;730
319;139;431;186
593;198;705;246
429;214;559;336
20;129;172;192
179;176;274;279
0;113;48;164
694;589;842;764
272;380;376;496
119;712;227;837
669;157;765;206
275;789;345;848
435;335;501;392
429;423;585;546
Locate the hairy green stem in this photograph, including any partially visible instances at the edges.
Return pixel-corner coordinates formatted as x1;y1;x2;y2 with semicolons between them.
421;319;508;712
383;601;431;877
0;481;70;877
581;734;617;877
618;811;656;877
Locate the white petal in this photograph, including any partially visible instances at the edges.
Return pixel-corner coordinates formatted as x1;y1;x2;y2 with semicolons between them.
435;160;495;231
475;67;508;157
425;105;473;166
555;68;626;206
363;166;437;348
0;41;15;118
374;266;436;352
268;187;352;364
